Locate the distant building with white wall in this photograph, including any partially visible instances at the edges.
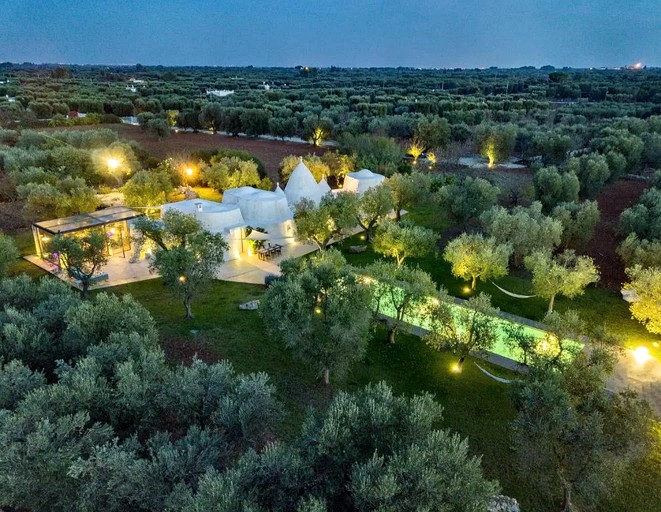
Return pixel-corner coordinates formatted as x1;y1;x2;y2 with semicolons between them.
161;160;385;262
342;168;386;195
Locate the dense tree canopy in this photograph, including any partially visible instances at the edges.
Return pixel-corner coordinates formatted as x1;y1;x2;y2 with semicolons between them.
623;265;661;334
481;202;563;267
261;250;371;385
444;233;512;290
524;249;599;313
511;335;653;512
435;177;500;226
373;219;437;266
366;261;438;344
0;233;18;278
0;272;497;512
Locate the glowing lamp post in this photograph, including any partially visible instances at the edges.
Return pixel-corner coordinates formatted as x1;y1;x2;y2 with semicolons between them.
632;346;651;365
107;157;123;186
183;167;194;187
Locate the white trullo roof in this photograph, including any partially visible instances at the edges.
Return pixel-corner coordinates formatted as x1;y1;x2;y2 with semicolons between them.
284;159;323;206
161;199;245;233
343;168;386;195
222;186;292;226
318;176;331;196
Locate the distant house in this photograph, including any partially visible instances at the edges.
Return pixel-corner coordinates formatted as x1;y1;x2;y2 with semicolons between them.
342;169;386;195
206;89;234;98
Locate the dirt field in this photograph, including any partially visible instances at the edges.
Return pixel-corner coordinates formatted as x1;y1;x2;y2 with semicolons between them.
0;201;29;234
447;166;648;289
586;179;648;287
45;124;327;182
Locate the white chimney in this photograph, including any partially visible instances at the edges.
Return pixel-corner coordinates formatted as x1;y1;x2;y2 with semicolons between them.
195;202;203;212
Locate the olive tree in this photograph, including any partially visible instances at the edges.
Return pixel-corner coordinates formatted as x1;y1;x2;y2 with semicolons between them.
388;171;432;221
476;123;518;167
18;177;99;221
511;341;653;512
481;202;563;267
436;177;500;227
373;219;437;266
567;153;611;199
302;382;498;511
198;102;223;133
352;183;394;242
623;265;661;334
47;231;109;298
551;200;600;251
293;194;356;250
443;233;512;290
617;234;661;269
533;166;580;211
121;169;172;212
302;115;334;146
279;154;331;183
261;251;371;385
202;156;270;192
366;261;438;344
426;293;500;369
134;210;227;318
619;187;661;241
524;249;599;313
414;116;451;150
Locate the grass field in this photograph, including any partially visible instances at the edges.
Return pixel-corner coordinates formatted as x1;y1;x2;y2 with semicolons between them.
105;277;661;512
344;200;661;359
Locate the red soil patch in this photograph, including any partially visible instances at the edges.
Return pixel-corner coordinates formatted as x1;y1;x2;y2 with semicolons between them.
160;336;223;365
0;201;29;234
586;179;648;288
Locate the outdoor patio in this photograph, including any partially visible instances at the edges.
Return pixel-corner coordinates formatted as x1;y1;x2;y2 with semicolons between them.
25;254;155;290
25;239;322;289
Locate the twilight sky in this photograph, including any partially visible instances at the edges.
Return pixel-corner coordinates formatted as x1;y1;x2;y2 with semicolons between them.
0;0;658;68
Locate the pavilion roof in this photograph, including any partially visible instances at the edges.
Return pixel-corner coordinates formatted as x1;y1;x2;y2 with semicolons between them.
33;206;144;235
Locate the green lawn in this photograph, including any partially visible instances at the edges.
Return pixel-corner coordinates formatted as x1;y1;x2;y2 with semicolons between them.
106;278;661;512
339;208;661;360
8;230;48;279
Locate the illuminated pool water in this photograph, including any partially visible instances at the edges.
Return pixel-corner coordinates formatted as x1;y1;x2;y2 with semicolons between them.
374;292;583;364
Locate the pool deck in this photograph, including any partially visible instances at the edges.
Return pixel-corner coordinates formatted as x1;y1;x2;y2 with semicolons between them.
24;240;321;290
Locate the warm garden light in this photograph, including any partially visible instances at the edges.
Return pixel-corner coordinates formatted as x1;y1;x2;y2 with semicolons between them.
632;346;651;365
186;168;194;176
178;275;187;283
463;286;471;294
451;363;462;373
407;140;424;163
107;158;120;170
